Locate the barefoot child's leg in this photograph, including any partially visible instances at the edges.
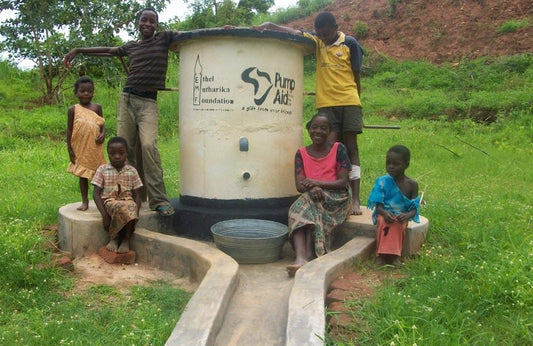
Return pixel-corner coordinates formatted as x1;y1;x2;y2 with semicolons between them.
106;238;119;252
117;240;129;253
344;131;362;215
391;255;402;267
78;177;89;211
351;178;362;215
287;227;312;277
117;221;135;253
305;225;315;261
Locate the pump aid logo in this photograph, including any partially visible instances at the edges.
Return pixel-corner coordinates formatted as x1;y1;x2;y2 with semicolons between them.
241;67;295;106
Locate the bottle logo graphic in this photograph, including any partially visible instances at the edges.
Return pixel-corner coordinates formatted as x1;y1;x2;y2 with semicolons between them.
193;55;202;106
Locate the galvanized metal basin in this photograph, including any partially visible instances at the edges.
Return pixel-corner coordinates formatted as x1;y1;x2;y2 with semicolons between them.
210;219;289;264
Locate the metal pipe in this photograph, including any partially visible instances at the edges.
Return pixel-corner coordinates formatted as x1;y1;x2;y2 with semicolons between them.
363;125;401;130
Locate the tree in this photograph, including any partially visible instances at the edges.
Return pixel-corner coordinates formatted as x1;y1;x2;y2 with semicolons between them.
186;0;217;28
238;0;274;15
183;0;273;29
237;0;274;24
0;0;169;104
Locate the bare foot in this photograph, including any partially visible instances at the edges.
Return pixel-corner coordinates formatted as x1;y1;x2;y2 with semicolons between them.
77;202;89;211
352;207;362;215
391;256;403;267
375;255;387;266
286;260;307;277
106;239;119;252
117;241;130;253
351;199;362;215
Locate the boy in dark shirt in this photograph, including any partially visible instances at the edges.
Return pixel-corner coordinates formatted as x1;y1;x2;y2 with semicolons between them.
64;8;180;217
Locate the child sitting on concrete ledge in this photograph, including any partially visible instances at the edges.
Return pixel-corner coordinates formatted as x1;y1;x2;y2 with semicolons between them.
92;137;143;253
367;145;420;266
286;113;351;277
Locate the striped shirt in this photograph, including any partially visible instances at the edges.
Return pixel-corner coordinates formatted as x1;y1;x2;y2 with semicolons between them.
91;163;143;200
117;31;180;91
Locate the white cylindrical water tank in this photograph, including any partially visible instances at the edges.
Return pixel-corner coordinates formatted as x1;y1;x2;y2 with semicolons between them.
171;28;314;238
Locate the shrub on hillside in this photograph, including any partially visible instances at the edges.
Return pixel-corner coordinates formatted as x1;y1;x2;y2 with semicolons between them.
496;19;529;34
353;21;369;39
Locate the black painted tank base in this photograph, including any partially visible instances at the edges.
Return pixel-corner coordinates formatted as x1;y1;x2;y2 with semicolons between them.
170;195;297;240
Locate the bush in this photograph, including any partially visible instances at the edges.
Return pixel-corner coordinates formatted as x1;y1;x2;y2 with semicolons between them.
386;0;402;17
353;21;369;39
496;19;529;34
253;0;332;25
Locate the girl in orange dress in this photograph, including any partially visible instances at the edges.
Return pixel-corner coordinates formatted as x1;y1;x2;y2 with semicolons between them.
66;76;106;210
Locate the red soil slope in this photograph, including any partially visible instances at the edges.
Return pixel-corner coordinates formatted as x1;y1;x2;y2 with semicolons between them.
287;0;533;63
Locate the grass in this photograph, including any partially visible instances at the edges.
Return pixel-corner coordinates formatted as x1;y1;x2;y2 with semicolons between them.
305;54;532;344
327;113;532;345
1;53;532;344
496;19;530;34
0;61;41;109
0;61;187;344
0;281;191;345
0;135;188;344
362;53;533;121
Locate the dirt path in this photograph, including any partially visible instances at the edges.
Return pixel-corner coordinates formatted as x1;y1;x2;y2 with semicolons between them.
326;268;408;340
71;254;198;294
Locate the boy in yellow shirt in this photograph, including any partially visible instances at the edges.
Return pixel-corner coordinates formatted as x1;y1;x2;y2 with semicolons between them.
254;12;364;214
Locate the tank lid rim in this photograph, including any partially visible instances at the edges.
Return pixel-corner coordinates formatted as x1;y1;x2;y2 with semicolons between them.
171;27;315;51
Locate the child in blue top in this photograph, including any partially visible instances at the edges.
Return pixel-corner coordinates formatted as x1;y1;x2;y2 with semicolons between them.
367;145;420;266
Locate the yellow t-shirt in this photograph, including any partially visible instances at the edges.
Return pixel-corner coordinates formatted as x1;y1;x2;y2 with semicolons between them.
304;31;362;109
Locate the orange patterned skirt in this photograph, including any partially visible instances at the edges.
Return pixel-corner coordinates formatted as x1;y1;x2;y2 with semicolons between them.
103;197;138;239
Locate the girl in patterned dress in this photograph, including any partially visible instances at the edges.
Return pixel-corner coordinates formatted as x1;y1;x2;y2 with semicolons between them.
66;76;106;211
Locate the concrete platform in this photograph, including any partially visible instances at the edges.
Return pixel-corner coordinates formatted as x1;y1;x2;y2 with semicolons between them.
335;207;430;257
286;236;375;345
58;201;175;258
58;202;239;345
57;202;429;345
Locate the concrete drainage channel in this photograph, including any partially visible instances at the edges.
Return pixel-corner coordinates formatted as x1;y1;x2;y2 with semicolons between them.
58;202;428;345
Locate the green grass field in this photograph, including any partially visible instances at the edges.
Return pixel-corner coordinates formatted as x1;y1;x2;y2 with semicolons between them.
0;54;532;344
